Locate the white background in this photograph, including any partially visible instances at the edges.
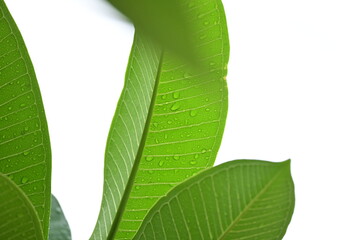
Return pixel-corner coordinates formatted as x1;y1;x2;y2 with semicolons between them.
5;0;360;239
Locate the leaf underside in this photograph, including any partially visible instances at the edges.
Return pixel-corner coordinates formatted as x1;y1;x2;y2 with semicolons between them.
134;160;295;240
0;1;51;238
91;0;229;239
0;173;44;240
49;195;72;240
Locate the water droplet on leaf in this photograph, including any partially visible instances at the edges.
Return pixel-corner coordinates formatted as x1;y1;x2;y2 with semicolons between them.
173;92;180;99
21;177;29;184
190;110;198;117
170;102;181;111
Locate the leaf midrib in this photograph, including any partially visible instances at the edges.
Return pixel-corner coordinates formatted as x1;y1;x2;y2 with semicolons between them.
218;164;287;240
107;49;164;240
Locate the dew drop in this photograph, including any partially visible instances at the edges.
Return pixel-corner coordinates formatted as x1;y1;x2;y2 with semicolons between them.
199;34;207;40
21;177;29;184
8;107;12;111
205;98;209;102
167;120;173;124
173;156;180;160
20;103;26;107
145;156;153;162
135;186;140;190
194;154;199;159
23;151;30;156
161;95;167;100
209;61;216;66
149;170;154;174
190;110;198;117
170;102;181;111
206;108;210;112
201;149;207;153
183;72;191;78
173;92;180;99
190;160;197;165
204;21;210;25
158;160;165;167
152;122;159;128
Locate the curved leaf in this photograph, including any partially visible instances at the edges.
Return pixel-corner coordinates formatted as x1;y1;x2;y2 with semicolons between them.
108;0;201;67
49;195;72;240
90;0;229;239
0;1;52;238
134;160;295;240
0;173;44;240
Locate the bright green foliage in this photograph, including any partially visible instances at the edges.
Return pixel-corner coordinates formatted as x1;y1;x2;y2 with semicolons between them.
134;160;295;240
91;0;229;239
108;0;200;67
0;1;52;238
49;195;72;240
0;173;44;240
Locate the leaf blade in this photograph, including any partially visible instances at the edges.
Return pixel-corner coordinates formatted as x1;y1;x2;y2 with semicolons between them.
134;160;295;240
49;195;72;240
0;173;44;240
0;1;52;238
91;0;229;239
107;0;202;67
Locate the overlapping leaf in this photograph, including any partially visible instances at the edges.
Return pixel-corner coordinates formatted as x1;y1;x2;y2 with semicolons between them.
134;160;295;240
107;0;201;67
91;0;229;239
0;1;52;238
49;195;72;240
0;173;44;240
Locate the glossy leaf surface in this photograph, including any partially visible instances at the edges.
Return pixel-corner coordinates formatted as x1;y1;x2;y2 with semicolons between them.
0;1;51;238
134;160;295;240
0;173;44;240
91;0;229;239
49;195;72;240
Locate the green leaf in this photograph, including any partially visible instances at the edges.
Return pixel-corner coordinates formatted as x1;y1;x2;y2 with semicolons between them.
134;160;295;240
0;173;44;240
107;0;218;72
0;1;52;238
91;0;229;239
49;195;72;240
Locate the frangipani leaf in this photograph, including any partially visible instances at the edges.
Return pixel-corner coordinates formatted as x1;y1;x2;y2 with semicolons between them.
0;1;52;238
107;0;201;67
49;195;72;240
134;160;295;240
0;173;44;240
91;0;229;239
